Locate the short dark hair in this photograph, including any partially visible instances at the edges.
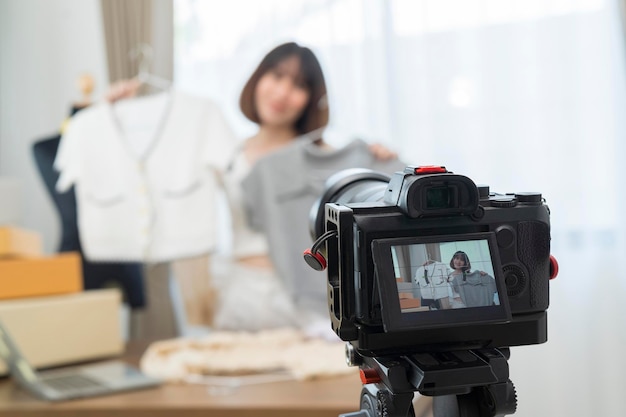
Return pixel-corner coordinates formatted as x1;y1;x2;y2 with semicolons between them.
239;42;329;135
450;251;471;271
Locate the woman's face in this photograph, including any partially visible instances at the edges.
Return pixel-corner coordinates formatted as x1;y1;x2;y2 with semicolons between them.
254;55;311;130
453;256;466;270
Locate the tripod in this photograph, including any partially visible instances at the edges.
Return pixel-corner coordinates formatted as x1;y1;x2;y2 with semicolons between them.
340;347;517;417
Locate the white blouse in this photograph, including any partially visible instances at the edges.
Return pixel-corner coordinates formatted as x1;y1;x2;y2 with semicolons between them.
54;90;238;262
220;150;269;259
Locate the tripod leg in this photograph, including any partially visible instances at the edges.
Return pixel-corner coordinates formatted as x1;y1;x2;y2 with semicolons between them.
432;394;479;417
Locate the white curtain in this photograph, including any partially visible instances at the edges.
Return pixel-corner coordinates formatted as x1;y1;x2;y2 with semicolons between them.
175;0;625;235
174;1;626;416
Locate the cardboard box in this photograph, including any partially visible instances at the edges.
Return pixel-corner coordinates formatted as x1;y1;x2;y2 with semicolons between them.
0;252;82;300
0;289;124;374
0;226;43;258
399;297;422;309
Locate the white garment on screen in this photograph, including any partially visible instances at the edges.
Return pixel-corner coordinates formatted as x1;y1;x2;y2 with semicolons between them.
414;262;451;300
54;90;238;262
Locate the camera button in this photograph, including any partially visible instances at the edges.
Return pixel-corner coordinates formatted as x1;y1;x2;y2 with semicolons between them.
359;368;382;384
549;255;559;279
478;185;490;199
414;165;447;175
516;192;542;204
496;226;515;248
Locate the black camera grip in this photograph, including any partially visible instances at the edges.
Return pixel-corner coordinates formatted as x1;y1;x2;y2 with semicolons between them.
517;221;550;310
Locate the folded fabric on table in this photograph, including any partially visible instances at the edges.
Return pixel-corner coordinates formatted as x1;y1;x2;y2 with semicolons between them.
140;327;357;382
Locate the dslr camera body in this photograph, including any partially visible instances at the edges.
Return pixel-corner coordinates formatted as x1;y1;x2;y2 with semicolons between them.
306;165;556;417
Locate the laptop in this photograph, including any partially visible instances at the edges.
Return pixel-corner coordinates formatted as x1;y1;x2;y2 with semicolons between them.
0;321;162;401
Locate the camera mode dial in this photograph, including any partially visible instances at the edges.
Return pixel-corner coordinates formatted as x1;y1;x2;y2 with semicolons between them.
491;197;517;208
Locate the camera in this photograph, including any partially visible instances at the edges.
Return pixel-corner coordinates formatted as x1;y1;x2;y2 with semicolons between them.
305;165;557;417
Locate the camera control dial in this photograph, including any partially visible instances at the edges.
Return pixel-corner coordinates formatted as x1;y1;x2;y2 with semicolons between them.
503;265;527;297
492;197;517;208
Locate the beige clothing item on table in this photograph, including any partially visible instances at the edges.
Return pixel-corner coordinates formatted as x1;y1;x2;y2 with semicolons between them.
139;327;356;382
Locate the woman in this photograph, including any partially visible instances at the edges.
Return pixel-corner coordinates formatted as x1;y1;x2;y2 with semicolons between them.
213;42;397;332
448;251;497;308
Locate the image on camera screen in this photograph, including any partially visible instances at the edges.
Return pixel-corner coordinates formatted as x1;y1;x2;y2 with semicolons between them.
372;233;511;331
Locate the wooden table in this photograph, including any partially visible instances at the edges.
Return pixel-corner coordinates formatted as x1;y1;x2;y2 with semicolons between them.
0;373;364;417
0;342;433;417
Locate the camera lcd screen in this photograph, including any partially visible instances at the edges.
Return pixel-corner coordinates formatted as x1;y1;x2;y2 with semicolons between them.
372;233;511;332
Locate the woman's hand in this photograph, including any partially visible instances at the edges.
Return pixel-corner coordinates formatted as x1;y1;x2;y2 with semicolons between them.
105;78;141;103
368;143;398;161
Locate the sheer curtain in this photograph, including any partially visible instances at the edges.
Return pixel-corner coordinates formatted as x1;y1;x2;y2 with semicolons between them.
174;1;626;415
175;0;624;236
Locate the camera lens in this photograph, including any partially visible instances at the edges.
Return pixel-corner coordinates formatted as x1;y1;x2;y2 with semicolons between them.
309;169;391;239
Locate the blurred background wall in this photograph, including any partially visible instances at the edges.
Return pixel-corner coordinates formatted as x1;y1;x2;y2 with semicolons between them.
0;0;108;251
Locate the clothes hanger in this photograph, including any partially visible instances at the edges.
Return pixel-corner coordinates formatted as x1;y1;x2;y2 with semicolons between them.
129;43;172;91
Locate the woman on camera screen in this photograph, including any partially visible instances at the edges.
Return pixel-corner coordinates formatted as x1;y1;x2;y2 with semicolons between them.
448;251;498;308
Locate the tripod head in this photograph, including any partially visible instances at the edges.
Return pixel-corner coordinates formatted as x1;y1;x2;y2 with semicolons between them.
339;347;517;417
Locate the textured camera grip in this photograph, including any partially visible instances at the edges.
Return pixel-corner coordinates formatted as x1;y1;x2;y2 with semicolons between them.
517;221;550;309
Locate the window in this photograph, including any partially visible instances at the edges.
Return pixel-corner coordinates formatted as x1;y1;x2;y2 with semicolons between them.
174;0;626;245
